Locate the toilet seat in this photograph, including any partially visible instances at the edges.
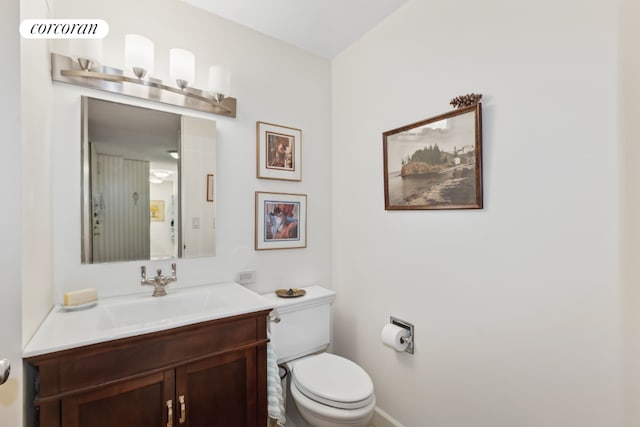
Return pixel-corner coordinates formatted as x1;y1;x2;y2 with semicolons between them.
291;353;375;410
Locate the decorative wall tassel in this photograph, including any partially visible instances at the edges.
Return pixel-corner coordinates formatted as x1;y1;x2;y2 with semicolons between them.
450;93;483;109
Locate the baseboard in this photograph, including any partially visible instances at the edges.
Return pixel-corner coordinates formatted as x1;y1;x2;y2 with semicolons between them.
372;406;405;427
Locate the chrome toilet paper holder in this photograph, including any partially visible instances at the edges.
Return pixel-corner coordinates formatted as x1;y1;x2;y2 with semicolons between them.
390;316;414;354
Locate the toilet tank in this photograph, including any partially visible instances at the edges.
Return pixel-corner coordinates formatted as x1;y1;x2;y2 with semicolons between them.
262;286;336;363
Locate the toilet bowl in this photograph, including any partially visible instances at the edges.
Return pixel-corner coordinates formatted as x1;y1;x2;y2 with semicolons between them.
264;286;376;427
288;353;375;427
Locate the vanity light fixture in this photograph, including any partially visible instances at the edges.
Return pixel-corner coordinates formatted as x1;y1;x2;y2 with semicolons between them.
169;48;195;90
68;38;103;72
124;34;154;79
208;65;231;103
51;37;236;117
151;170;173;179
168;150;179;160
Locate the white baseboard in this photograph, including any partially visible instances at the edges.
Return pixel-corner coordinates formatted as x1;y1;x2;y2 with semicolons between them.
372;406;405;427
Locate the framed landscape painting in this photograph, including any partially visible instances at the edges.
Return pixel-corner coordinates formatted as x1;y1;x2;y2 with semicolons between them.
256;121;302;181
255;192;307;250
383;103;483;210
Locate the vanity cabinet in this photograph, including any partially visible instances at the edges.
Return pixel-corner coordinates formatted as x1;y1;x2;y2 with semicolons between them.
61;371;171;426
26;310;270;427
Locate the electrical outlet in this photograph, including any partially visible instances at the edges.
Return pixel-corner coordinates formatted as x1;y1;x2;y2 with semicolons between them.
237;270;256;285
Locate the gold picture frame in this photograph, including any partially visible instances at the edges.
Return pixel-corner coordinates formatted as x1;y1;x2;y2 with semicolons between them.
255;192;307;250
150;200;165;222
206;174;214;202
256;121;302;181
383;103;483;210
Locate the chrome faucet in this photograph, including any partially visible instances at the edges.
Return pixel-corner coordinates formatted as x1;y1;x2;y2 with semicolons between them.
141;263;177;297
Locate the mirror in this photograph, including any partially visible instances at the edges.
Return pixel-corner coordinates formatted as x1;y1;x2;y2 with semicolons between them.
81;97;216;263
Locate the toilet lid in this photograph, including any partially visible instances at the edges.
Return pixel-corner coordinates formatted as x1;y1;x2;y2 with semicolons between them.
292;353;374;410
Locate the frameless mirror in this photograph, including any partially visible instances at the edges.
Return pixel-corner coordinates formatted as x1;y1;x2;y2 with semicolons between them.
81;97;216;264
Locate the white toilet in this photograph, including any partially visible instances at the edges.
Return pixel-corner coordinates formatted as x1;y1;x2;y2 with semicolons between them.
264;286;376;427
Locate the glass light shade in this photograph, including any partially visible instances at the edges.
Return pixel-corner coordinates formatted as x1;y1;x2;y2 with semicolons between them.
208;66;231;99
69;39;103;65
169;48;195;88
151;170;172;179
125;34;154;77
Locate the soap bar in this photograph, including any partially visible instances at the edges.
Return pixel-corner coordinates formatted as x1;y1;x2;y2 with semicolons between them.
63;288;98;306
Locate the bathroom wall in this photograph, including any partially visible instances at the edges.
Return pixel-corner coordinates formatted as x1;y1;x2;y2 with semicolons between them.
181;115;216;259
150;180;176;259
47;0;332;300
332;0;623;426
21;0;55;345
1;0;23;424
620;0;640;424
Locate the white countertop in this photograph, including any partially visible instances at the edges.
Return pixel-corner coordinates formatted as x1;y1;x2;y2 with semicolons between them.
23;282;275;358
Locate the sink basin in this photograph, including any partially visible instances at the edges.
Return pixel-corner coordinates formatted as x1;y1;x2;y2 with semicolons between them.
102;290;214;328
99;283;267;329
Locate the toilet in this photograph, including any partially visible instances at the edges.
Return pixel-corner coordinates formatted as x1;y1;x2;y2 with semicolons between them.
264;286;376;427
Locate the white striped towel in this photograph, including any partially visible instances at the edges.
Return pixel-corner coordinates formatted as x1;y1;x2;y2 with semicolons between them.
267;337;286;426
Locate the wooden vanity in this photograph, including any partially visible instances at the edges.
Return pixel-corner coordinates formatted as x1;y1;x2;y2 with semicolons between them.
25;309;270;427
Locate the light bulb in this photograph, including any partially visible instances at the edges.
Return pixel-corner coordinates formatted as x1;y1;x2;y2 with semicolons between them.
170;48;195;90
125;34;154;79
208;65;230;102
69;39;103;70
151;170;172;179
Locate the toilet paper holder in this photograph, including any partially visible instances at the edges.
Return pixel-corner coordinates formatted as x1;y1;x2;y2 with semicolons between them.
390;316;414;354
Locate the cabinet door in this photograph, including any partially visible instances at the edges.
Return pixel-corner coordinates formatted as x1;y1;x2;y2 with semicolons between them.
61;370;175;427
176;349;257;427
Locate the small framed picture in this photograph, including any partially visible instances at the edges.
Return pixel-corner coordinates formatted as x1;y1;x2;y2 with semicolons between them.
206;174;214;202
383;103;483;210
256;121;302;181
255;192;307;250
150;200;165;222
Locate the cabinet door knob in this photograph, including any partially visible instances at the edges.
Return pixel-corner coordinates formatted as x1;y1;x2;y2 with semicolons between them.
166;400;173;427
178;395;186;424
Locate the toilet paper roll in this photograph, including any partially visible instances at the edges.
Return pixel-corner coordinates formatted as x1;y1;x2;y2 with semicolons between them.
381;323;410;351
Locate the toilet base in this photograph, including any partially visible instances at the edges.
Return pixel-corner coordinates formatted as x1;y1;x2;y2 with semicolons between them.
290;381;375;427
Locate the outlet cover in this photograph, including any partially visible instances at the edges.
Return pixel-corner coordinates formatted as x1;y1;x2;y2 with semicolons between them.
237;270;256;285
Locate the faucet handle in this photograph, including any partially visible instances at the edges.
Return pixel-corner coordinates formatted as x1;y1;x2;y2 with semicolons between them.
156;268;163;276
141;265;147;280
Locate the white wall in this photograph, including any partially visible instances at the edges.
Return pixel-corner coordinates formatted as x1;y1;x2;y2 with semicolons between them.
150;180;177;259
181;115;216;258
47;0;332;301
332;1;622;426
21;0;55;345
0;1;23;425
620;0;640;424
